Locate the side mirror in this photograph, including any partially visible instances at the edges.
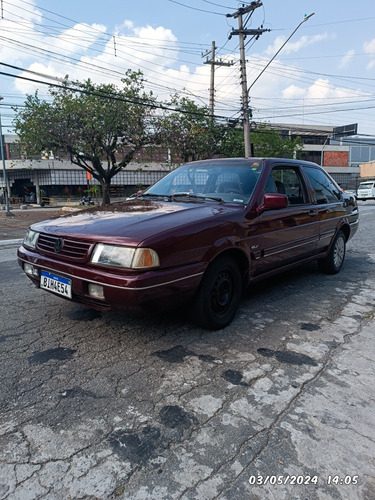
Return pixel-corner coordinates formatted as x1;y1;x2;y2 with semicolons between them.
258;193;288;213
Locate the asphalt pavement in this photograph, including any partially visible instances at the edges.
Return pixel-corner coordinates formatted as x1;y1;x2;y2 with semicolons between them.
0;204;374;499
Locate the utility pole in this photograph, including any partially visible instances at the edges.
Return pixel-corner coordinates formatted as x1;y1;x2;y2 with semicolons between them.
202;42;233;118
227;2;269;157
0;96;11;216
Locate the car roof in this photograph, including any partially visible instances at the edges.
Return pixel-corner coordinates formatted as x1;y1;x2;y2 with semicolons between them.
183;158;322;168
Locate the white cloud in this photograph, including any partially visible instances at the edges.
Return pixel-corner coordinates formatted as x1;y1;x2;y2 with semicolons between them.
339;50;355;68
282;84;306;99
0;0;42;66
264;33;330;57
52;23;107;54
1;3;231;112
122;20;135;30
364;38;375;69
282;78;368;102
12;18;199;103
305;78;336;99
2;0;42;23
14;62;67;95
363;38;375;52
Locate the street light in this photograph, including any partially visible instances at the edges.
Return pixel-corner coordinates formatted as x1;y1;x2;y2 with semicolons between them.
248;13;315;93
0;96;12;215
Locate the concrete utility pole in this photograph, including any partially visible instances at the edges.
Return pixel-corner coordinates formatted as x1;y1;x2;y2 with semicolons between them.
202;41;233;118
227;2;269;157
0;96;11;216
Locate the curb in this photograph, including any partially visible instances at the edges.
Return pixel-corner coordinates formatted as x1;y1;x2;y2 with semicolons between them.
0;239;23;247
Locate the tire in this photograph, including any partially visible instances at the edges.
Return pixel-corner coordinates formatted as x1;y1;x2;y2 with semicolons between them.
192;256;242;330
318;230;346;274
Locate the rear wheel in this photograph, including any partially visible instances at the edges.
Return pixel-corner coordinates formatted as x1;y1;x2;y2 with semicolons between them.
318;230;346;274
192;256;242;330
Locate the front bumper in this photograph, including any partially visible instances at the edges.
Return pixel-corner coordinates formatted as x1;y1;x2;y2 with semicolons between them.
17;245;205;313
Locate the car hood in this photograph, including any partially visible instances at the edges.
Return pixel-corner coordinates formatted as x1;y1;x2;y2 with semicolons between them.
30;199;242;246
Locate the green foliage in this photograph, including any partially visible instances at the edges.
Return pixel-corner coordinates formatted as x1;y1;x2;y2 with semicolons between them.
251;123;303;158
14;74;304;204
217;122;303;159
216;126;245;158
85;185;100;201
154;95;219;163
13;71;156;205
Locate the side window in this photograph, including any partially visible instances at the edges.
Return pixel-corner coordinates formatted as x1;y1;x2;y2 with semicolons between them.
264;175;277;194
303;167;342;204
265;167;307;205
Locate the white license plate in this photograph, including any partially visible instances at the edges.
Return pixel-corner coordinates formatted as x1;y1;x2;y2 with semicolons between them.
40;271;72;299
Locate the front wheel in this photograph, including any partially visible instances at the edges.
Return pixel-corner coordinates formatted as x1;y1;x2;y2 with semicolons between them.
191;256;242;330
318;230;346;274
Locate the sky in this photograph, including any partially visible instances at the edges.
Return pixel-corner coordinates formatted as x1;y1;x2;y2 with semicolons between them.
1;0;375;137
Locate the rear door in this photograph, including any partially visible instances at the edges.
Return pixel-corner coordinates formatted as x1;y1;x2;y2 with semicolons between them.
301;166;347;253
255;164;319;274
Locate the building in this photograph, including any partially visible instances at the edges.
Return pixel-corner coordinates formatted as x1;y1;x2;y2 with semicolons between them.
358;160;375;179
2;124;374;202
0;134;173;203
268;123;363;189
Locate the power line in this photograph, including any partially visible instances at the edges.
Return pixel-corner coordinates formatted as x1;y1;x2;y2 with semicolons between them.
3;0;375;134
166;0;225;15
0;67;239;122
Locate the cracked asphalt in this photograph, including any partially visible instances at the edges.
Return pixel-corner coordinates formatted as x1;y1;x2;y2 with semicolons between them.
0;203;374;499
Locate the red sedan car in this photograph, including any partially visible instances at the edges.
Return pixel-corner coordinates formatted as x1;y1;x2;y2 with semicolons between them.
18;158;359;329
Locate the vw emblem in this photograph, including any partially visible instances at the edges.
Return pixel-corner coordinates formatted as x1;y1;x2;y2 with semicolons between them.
54;238;64;253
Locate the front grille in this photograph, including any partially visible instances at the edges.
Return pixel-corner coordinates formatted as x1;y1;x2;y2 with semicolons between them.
37;233;93;261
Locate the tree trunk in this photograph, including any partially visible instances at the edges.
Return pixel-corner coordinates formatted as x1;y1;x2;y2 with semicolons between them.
101;180;111;206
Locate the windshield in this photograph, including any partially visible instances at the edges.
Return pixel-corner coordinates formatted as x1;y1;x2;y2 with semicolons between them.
143;160;264;204
358;182;374;189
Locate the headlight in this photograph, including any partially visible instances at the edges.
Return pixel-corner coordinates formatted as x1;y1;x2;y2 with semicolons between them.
90;244;159;269
23;229;39;249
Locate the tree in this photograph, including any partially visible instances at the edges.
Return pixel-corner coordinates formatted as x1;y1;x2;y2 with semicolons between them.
154;95;219;163
216;125;245;158
218;122;303;158
251;123;303;158
13;70;156;205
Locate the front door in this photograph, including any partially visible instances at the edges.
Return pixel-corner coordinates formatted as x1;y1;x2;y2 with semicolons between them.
255;165;319;275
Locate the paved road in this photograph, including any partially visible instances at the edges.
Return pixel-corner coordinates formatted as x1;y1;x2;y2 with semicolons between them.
0;203;374;499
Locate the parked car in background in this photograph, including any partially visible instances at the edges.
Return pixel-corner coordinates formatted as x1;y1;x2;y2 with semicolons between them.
357;180;375;201
343;189;357;199
18;158;359;329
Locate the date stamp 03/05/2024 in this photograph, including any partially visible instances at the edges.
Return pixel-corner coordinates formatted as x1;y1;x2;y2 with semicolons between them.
248;475;359;486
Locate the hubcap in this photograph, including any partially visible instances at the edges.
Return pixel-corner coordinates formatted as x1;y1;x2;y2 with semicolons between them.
334;236;345;268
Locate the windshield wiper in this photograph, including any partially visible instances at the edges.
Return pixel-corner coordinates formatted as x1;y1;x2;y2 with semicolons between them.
170;193;224;203
139;193;164;198
141;192;224;203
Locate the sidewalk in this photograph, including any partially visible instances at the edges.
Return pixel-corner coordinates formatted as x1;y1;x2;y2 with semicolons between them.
0;207;64;245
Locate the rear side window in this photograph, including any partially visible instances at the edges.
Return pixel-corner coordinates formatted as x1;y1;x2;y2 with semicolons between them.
303;167;342;204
